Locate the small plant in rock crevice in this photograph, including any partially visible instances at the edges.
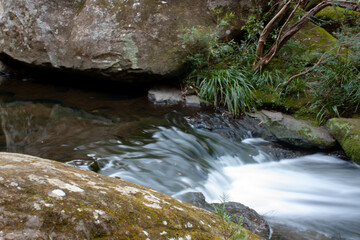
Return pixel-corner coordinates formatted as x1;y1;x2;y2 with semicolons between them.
212;194;250;240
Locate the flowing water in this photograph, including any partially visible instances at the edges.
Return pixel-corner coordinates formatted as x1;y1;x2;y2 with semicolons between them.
0;76;360;240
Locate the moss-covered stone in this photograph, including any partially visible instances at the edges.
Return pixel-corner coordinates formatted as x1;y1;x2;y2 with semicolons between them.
316;6;360;22
255;89;313;115
293;22;337;54
249;110;337;149
0;152;261;240
327;118;360;164
315;6;360;33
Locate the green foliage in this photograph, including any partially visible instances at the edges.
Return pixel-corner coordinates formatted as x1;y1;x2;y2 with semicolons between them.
182;3;360;124
182;10;235;62
308;23;360;124
182;10;258;116
197;67;255;116
212;194;249;240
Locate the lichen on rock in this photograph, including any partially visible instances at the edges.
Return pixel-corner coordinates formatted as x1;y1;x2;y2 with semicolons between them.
0;0;268;83
327;118;360;164
0;152;261;239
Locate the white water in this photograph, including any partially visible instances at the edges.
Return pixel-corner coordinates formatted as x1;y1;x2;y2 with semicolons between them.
198;143;360;240
76;124;360;240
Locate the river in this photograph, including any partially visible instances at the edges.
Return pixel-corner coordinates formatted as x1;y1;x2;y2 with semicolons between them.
0;76;359;240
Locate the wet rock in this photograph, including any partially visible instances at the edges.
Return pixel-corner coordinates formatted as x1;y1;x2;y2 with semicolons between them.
148;88;182;105
178;192;271;240
327;118;360;164
184;95;201;108
248;110;337;149
270;223;334;240
0;152;261;240
0;0;267;82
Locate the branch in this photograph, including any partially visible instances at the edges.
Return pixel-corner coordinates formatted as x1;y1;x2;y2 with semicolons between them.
282;53;326;90
254;0;332;70
269;0;303;62
255;0;293;59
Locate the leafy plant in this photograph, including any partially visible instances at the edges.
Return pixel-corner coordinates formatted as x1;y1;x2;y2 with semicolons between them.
182;10;258;116
212;194;249;240
196;67;255;116
308;21;360;124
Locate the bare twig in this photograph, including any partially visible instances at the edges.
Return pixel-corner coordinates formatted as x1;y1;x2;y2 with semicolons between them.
282;53;326;90
282;43;343;91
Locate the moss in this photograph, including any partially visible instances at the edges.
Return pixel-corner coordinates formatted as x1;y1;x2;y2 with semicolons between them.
255;89;314;115
327;118;360;163
293;22;337;53
122;34;139;69
316;6;360;22
316;6;360;21
0;153;264;239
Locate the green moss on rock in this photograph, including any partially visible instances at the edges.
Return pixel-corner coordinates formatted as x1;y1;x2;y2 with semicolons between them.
327;118;360;163
0;153;261;240
249;110;337;149
316;6;360;21
293;22;337;53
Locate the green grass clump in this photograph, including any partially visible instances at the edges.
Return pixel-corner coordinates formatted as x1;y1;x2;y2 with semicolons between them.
197;67;255;116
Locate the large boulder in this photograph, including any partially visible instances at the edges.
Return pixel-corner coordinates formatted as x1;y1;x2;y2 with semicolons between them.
327;118;360;164
0;0;266;82
0;152;260;239
248;110;337;149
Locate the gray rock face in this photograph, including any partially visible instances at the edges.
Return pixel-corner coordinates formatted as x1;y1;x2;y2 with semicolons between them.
0;0;266;82
248;110;337;149
148;87;183;104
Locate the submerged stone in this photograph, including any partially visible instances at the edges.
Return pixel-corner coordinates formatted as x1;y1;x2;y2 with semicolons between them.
327;118;360;164
0;152;261;240
184;95;201;108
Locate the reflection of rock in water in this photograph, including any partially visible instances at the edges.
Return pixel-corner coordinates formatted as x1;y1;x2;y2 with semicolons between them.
0;102;161;161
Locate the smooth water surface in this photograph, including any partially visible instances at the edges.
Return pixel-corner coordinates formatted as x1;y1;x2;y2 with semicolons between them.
1;77;359;240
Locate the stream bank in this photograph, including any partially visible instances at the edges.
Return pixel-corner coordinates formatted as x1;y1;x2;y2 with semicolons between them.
0;71;359;239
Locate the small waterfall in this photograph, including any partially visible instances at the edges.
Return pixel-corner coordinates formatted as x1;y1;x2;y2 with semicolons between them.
0;77;359;239
200;152;360;239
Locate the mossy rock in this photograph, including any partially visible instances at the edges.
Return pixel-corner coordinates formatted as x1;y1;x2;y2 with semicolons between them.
254;89;313;114
268;22;337;75
0;152;261;240
327;118;360;164
293;22;337;53
249;110;337;149
315;6;360;33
